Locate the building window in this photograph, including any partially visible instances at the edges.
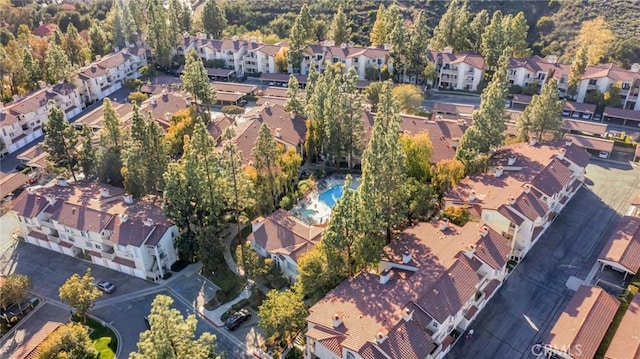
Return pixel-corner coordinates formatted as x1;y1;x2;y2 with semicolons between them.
346;353;355;359
95;244;101;249
86;242;93;248
589;79;597;86
64;226;72;233
81;231;88;238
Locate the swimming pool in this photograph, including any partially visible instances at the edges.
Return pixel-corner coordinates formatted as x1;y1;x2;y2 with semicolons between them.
319;185;345;208
301;209;319;219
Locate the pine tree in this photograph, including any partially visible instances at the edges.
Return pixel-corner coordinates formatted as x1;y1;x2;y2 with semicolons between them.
143;113;169;193
42;102;79;181
88;21;109;57
388;9;408;82
146;0;173;69
340;68;364;168
568;44;588;99
79;126;97;180
469;10;489;53
100;98;122;151
45;43;73;84
201;0;227;39
456;50;510;164
252;123;281;212
518;79;565;140
369;4;388;46
122;2;138;45
289;5;315;73
407;10;431;83
430;0;458;50
507;12;530;57
328;6;350;45
284;74;304;116
481;10;505;70
22;49;41;91
169;0;191;40
181;50;214;116
321;175;362;276
128;0;145;33
132;295;218;359
122;141;147;197
359;81;407;248
63;24;88;66
451;0;471;52
111;0;125;49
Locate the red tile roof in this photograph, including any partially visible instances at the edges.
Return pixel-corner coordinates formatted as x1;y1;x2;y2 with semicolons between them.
9;321;63;359
398;115;468;163
474;228;512;270
0;172;30;198
32;23;58;38
510;191;549;221
582;63;640;82
546;286;619;359
482;278;501;297
248;209;323;261
564;133;615;153
531;157;575;196
562;119;607;136
604;107;640;121
497;205;526;226
12;191;49;218
605;294;640;359
599;216;640;274
564;101;597;113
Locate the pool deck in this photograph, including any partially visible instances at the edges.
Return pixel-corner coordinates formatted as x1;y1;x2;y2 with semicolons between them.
290;174;361;225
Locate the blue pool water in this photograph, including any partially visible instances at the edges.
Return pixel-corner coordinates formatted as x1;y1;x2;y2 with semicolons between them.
319;185;345;208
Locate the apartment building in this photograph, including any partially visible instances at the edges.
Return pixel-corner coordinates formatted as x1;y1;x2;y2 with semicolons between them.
507;55;571;95
305;220;512;359
10;180;178;281
76;46;148;104
429;48;485;92
177;35;259;76
576;63;640;110
0;82;83;156
244;43;288;75
248;209;324;283
444;140;589;261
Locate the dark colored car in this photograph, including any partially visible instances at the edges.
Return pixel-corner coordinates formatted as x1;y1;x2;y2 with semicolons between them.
225;309;251;331
15;164;28;171
94;279;116;293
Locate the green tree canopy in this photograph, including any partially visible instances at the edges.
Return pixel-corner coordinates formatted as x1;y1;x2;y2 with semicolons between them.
258;285;308;346
201;0;227;39
42;102;79;181
37;323;97;359
0;274;32;311
518;78;565;140
328;6;350;45
59;269;102;323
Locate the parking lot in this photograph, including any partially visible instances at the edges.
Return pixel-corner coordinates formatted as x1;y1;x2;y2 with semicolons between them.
447;160;640;359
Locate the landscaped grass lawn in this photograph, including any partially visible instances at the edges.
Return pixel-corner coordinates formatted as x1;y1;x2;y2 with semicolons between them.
87;318;118;359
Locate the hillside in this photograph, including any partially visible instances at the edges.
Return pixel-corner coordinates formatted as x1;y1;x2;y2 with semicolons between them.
217;0;639;66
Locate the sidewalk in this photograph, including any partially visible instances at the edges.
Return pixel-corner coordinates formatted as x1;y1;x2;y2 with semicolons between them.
198;283;253;327
222;224;244;276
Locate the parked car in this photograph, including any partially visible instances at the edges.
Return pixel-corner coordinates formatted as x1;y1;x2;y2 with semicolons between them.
593;113;602;121
571;112;580;118
562;109;571;117
94;279;116;293
598;151;609;159
582;113;592;120
225;308;251;331
15;164;28;171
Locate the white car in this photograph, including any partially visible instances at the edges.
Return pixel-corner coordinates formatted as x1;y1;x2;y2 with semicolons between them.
571;112;580;118
598;151;609;159
562;110;571;117
94;279;116;293
582;113;592;120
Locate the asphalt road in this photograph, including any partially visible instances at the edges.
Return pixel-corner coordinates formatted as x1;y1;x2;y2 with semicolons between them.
447;160;640;359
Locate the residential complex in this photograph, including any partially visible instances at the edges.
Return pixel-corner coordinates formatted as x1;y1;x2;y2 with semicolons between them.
305;141;590;359
10;180;178;281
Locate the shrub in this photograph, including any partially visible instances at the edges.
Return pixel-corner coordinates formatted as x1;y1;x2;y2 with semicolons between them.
221;105;245;115
442;205;471;226
128;91;148;104
509;85;523;94
124;78;143;90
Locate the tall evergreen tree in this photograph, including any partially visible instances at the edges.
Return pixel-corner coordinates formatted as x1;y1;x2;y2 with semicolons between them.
430;0;458;50
340;68;364;168
469;10;489;53
128;0;145;33
201;0;227;39
321;175;362;276
122;2;138;45
456;51;510;164
143;113;169;193
122;141;147;197
88;21;109;57
284;74;304;116
289;5;315;73
507;12;530;57
251;123;281;212
110;0;126;49
42;102;79;181
369;4;388;46
359;81;407;248
518;79;565;140
146;0;173;69
181;50;215;117
22;49;41;91
132;295;218;359
100;98;122;150
169;0;191;40
481;10;505;70
45;43;73;84
388;8;408;82
328;6;350;45
79;126;97;180
451;0;471;52
568;44;588;99
63;24;88;66
406;10;431;83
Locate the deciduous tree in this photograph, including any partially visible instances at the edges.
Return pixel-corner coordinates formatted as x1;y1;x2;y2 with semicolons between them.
37;323;97;359
132;295;219;359
59;269;102;323
568;44;588;99
392;84;423;114
576;17;615;65
0;274;31;311
258;285;308;346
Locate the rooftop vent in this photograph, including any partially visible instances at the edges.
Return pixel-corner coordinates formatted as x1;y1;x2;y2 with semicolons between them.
332;312;344;328
144;218;154;227
523;184;531;194
495;166;504;178
56;177;68;187
379;268;391;285
631;63;640;73
444;46;453;54
119;214;129;223
478;225;489;237
123;193;134;204
375;329;389;344
275;128;282;138
507;155;517;166
402;308;413;322
557;148;566;160
439;218;450;231
451;137;459;148
469;190;477;201
100;187;110;198
508;194;516;205
402;250;412;264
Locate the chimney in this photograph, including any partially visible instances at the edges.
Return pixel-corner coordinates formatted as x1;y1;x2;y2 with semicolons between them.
162;89;168;99
529;137;538;146
91;63;97;71
123;193;134;204
100;187;110;198
290;111;296;120
439;218;450;231
375;329;388;344
332;312;344;328
508;194;516;205
56;176;68;187
466;243;477;257
524;184;531;194
565;139;573;147
275;128;282;138
383;43;391;51
495;166;504;177
478;225;489;237
469;190;477;201
451;137;459;148
263;101;270;108
144;218;154;226
45;195;57;205
507;155;517;166
444;46;453;54
557;148;566;160
545;55;558;64
402;308;413;322
165;112;172;122
630;63;640;73
402;250;412;264
251;217;265;232
379;268;391;284
151;98;157;106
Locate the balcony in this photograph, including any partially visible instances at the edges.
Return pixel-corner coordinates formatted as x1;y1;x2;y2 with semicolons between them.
101;246;116;260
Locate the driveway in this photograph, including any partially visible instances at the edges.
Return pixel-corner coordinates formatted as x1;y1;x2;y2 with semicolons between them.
447;161;640;359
